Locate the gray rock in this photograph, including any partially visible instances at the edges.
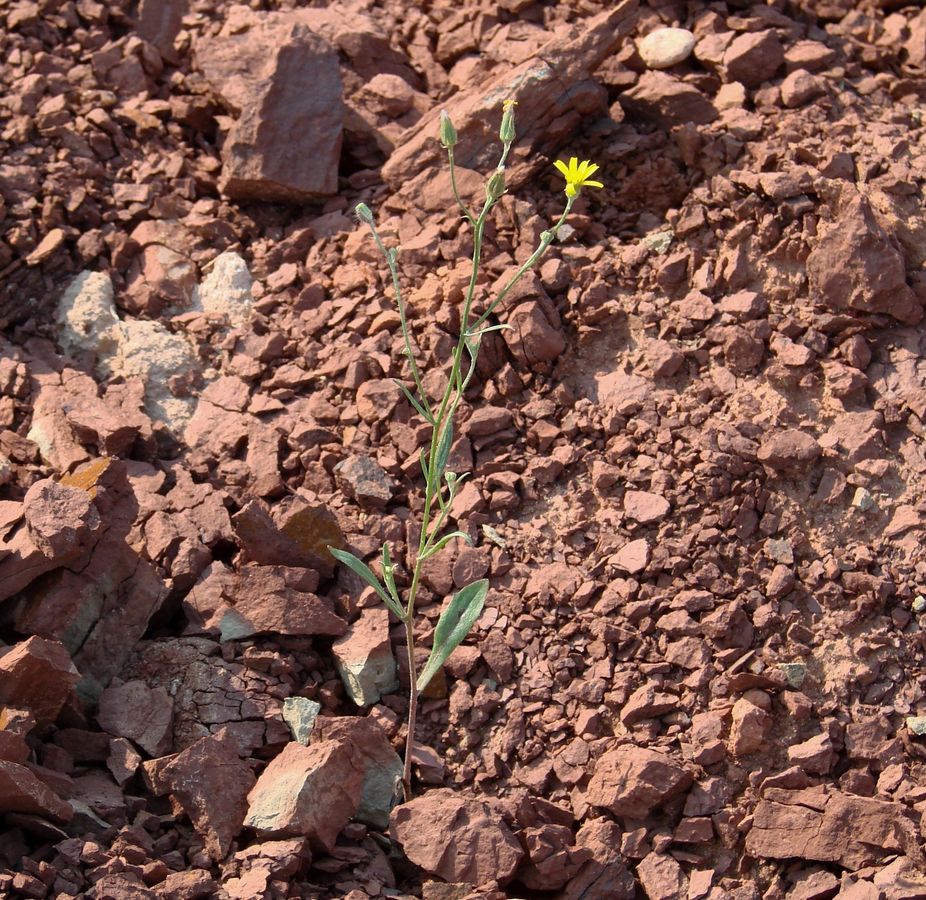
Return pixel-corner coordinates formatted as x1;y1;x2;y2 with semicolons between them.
282;697;321;745
332;607;398;707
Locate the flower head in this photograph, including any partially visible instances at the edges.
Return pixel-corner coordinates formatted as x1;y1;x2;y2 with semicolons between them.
500;99;517;143
553;157;604;198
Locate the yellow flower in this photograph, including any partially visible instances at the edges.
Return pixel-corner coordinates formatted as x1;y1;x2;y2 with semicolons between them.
553;157;604;198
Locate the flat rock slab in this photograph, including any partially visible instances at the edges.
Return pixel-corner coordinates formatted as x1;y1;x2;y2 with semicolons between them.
196;15;343;202
745;786;925;871
0;636;79;729
381;0;638;192
586;746;693;819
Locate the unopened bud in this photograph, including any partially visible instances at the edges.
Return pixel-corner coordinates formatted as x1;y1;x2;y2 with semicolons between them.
499;99;517;144
485;166;506;202
355;202;374;224
439;110;457;149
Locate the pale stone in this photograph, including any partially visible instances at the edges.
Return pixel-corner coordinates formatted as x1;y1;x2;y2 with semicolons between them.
638;27;696;70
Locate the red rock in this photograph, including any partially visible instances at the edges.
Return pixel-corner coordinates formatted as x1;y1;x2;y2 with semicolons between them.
185;561;347;641
24;478;101;562
196;14;344;202
161;733;256;861
0;707;32;764
390;788;524;888
0;759;73;822
788;732;836;776
232;498;345;576
245;739;364;851
334;455;397;510
611;538;650;574
644;339;684;378
503;300;567;370
518;824;593;891
723;31;784;88
757;429;821;471
0;637;78;729
623;490;670;525
137;0;187;62
822;412;884;463
723;326;765;373
729;696;772;757
221;838;308;900
96;679;174;757
780;68;827;108
620;72;718;127
107;737;142;786
480;629;515;683
313;716;402;831
332;607;398;707
356;379;403;423
621;683;677;726
156;870;220;900
557;819;635;900
586;746;693;818
381;2;637;191
636;852;687;900
745;787;924;870
807;190;921;325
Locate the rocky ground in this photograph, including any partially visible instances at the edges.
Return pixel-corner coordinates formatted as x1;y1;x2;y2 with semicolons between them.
2;0;926;897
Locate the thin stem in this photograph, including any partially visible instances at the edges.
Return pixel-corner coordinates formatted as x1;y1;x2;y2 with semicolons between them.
447;147;475;225
401;609;418;800
367;225;433;421
468;195;576;334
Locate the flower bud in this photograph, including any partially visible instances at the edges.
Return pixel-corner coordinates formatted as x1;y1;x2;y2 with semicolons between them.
499;99;516;144
485;166;506;202
355;202;374;224
439;110;457;149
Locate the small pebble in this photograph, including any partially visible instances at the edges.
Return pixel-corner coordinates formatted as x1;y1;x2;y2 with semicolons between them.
638;27;696;70
906;716;926;736
851;487;876;511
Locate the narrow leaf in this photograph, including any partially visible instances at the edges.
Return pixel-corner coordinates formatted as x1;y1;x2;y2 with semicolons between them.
329;547;405;620
394;379;433;424
420;530;472;561
381;543;402;606
416;579;489;691
434;419;453;480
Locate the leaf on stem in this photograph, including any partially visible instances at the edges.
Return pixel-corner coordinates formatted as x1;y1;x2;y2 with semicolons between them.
419;530;472;561
328;546;405;620
434;419;453;481
416;579;489;691
395;379;433;424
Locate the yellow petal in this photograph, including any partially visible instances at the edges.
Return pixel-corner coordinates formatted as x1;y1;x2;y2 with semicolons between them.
553;159;570;177
581;162;600;178
584;179;604;189
569;156;579;175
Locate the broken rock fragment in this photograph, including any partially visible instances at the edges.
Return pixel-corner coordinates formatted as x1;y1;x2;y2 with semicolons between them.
161;733;256;861
0;759;73;822
0;636;79;729
586;746;693;819
244;739;364;851
196;16;344;202
390;789;524;888
332;607;398;707
96;679;174;757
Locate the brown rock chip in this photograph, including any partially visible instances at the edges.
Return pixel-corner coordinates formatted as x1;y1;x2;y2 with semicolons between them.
757;429;821;471
0;636;79;728
162;733;256;861
586;746;693;818
23;478;101;561
96;679;174;757
196;15;344;202
623;490;670;525
723;31;784;88
807;190;921;325
620;71;718;128
0;759;73;822
245;739;364;851
390;788;524;888
745;786;925;871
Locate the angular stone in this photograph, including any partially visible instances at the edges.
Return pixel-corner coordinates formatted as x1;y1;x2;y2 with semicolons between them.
26;478;101;562
244;739;364;851
334;455;396;510
0;636;79;728
621;683;677;726
745;787;924;870
162;733;256;861
390;788;524;888
96;680;174;757
185;562;347;641
757;430;821;471
0;759;73;822
314;716;402;830
636;852;687;900
723;31;784;88
623;491;670;525
620;72;717;128
518;824;593;891
332;607;398;707
196;16;344;202
586;746;693;818
282;697;321;745
807;190;921;325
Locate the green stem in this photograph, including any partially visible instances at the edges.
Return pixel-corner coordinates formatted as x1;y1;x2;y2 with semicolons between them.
448;147;475;225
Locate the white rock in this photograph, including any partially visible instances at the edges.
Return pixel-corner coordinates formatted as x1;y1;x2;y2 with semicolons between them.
282;697;322;745
638;27;696;70
191;251;253;327
56;271;121;359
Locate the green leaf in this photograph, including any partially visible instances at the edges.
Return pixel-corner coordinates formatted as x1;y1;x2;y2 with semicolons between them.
394;379;433;424
381;543;401;605
420;530;472;561
329;546;405;620
416;579;489;691
434;419;453;481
